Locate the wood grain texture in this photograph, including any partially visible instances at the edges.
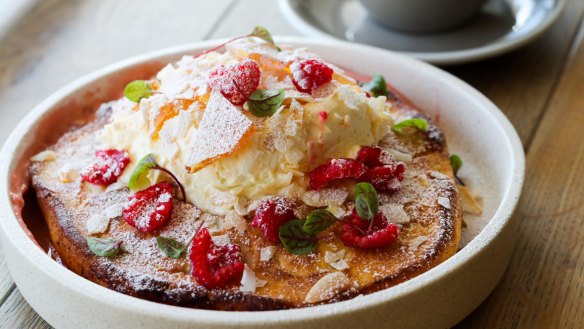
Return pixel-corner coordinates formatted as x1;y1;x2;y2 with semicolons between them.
208;0;299;38
0;0;232;143
0;0;583;327
447;0;584;147
456;21;584;329
0;246;16;306
0;289;52;329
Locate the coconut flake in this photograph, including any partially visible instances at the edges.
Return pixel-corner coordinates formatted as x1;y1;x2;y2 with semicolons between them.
409;236;428;252
240;264;257;293
86;214;111;234
211;234;231;246
458;185;483;214
379;204;410;224
223;211;247;233
437;196;451;209
301;189;348;207
305;272;351;303
234;198;249;216
105;204;123;219
31;150;57;162
324;250;349;271
260;246;277;262
383;148;413;163
327;205;348;219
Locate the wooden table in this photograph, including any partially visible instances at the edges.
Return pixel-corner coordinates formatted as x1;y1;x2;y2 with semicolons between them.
0;0;582;327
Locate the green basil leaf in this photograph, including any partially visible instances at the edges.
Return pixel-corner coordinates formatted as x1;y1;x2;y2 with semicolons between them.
362;73;388;97
449;154;463;175
279;219;317;255
354;182;379;221
391;118;429;133
128;153;157;191
156;236;186;259
86;237;122;258
247;89;285;117
250;26;280;51
124;80;153;102
303;209;337;235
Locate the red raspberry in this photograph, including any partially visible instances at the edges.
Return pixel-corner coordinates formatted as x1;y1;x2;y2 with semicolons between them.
361;163;405;193
251;197;296;243
122;182;174;232
309;158;367;190
80;149;129;186
340;210;399;249
290;59;333;94
190;228;244;289
356;146;384;167
209;59;261;105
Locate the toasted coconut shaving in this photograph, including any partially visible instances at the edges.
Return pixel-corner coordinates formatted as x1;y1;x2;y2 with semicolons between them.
305;272;351;303
458;184;483;214
186;91;253;173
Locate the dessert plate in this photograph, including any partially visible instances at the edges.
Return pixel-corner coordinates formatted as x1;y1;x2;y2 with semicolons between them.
0;37;524;329
279;0;565;65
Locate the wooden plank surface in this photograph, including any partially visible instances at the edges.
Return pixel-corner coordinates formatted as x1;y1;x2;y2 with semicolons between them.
0;0;583;328
0;290;51;329
209;0;299;38
457;21;584;328
0;0;233;143
0;247;15;306
446;0;584;147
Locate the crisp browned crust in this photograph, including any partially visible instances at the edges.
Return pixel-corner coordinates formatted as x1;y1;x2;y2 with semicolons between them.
29;102;462;311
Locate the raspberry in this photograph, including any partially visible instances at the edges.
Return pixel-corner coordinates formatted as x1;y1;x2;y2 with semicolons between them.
80;149;129;186
356;146;384;167
251;197;296;243
190;228;244;289
361;163;405;193
122;182;174;232
309;158;367;190
209;59;261;105
340;210;399;249
290;59;333;94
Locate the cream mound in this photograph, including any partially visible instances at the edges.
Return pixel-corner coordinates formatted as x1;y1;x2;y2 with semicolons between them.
99;38;396;215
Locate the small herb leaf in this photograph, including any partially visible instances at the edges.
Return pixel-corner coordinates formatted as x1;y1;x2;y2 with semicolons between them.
250;26;280;51
354;182;379;221
279;219;317;255
449;154;463;175
303;209;337;235
247;89;285;117
391;118;429;133
156;236;186;259
128;153;157;191
124;80;153;102
86;237;122;257
362;73;388;97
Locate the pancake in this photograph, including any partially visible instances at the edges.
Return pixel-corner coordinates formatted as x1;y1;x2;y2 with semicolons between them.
29;98;461;311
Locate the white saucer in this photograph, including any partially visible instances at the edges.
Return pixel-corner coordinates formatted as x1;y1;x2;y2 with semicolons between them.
279;0;565;65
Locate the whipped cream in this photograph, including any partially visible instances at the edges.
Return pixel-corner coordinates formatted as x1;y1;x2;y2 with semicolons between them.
99;38;396;215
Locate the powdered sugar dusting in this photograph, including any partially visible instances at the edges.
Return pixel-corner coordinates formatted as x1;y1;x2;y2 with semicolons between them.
186;90;253;172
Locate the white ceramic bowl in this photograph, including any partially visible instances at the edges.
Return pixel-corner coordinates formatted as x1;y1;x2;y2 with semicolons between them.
0;38;524;329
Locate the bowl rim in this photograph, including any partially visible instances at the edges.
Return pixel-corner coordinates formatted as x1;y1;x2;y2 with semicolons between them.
0;37;525;325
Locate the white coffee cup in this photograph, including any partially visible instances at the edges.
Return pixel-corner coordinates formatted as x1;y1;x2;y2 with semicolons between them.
358;0;489;33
